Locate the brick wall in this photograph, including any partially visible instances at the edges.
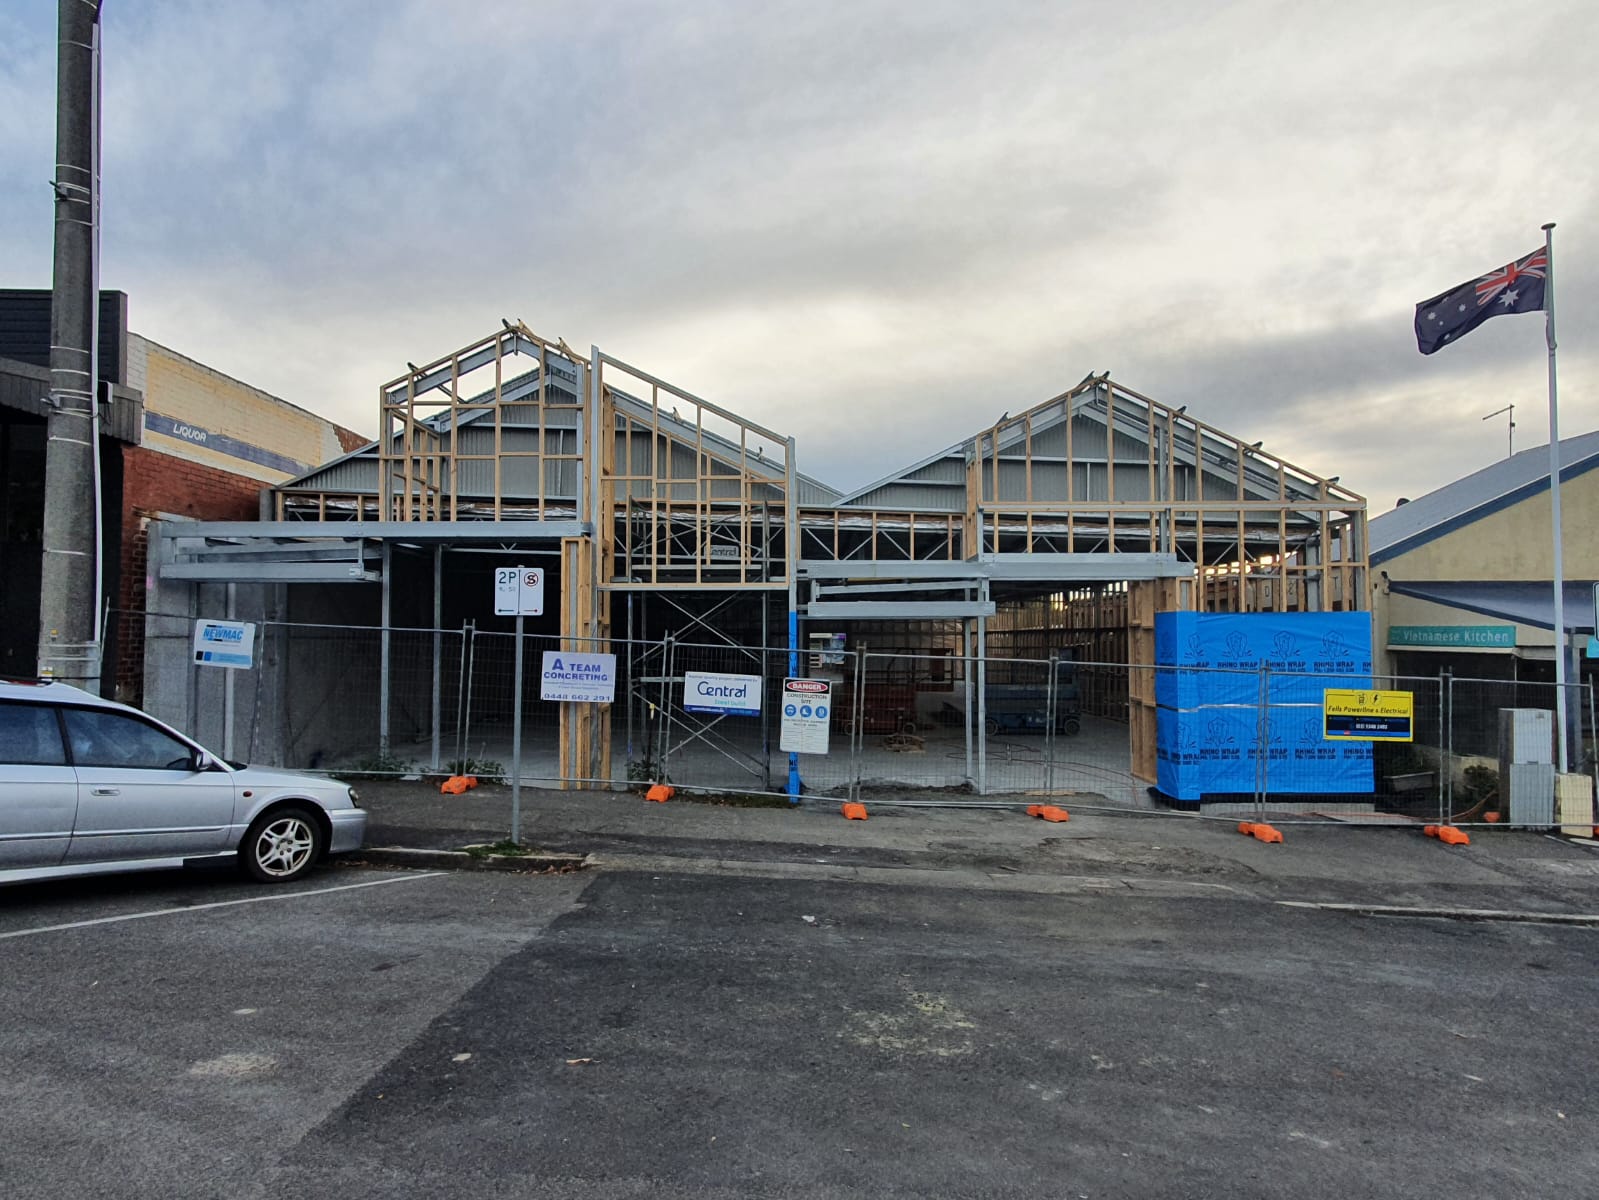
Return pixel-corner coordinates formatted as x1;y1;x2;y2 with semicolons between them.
114;444;264;703
129;336;372;483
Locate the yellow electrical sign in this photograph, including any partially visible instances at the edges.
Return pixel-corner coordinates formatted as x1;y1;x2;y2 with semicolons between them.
1323;689;1414;742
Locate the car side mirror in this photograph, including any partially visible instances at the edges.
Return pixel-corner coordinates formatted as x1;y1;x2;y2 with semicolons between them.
193;752;215;772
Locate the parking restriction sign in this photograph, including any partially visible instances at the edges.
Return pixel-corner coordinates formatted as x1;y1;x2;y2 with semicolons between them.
493;566;545;616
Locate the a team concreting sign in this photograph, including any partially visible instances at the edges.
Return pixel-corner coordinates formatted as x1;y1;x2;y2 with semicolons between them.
540;651;617;703
1323;689;1414;741
780;678;831;754
192;619;256;669
494;566;545;616
684;671;762;717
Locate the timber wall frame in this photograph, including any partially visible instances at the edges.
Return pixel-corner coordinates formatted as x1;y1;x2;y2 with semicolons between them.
285;322;1369;615
243;321;1372;793
959;374;1367;613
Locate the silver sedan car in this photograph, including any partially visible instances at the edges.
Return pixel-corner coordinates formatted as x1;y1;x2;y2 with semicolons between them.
0;678;366;886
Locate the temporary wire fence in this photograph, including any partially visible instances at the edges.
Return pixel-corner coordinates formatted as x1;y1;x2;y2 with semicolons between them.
115;608;1598;833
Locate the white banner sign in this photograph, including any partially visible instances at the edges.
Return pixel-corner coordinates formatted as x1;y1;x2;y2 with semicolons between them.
540;651;617;703
192;620;256;669
494;565;545;616
780;677;832;754
684;671;763;717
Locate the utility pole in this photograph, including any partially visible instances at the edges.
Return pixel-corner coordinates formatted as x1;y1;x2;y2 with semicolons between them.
38;0;103;688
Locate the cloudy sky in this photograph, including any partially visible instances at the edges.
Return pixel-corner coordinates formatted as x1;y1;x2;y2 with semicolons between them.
2;0;1595;511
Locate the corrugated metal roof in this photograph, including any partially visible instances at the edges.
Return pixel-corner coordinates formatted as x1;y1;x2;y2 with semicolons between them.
1370;431;1599;563
1;353;144;444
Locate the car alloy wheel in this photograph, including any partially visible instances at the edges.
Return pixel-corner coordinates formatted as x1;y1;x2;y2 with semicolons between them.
243;808;322;882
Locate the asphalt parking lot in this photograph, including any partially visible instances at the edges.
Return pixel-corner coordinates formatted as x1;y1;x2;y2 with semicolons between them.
3;859;1597;1199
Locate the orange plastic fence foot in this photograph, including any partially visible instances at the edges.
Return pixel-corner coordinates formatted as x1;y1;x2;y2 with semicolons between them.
841;802;868;821
440;775;472;795
1237;821;1256;836
1423;824;1439;838
1026;805;1045;817
1033;805;1070;823
1436;826;1470;846
1250;823;1283;844
644;783;674;803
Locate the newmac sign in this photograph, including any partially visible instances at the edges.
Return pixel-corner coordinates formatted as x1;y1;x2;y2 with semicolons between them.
1388;625;1515;649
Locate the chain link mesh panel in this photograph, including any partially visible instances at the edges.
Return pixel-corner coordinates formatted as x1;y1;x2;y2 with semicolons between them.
1445;676;1595;830
1259;672;1442;825
113;607;1599;832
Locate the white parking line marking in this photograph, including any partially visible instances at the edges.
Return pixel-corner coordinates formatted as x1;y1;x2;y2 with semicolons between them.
0;872;447;941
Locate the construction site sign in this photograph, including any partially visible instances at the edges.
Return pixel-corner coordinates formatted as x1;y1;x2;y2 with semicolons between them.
540;652;616;703
684;671;762;717
192;620;256;669
780;678;832;754
1323;689;1413;741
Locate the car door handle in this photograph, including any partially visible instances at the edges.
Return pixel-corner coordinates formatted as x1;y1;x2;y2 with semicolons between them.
91;787;121;797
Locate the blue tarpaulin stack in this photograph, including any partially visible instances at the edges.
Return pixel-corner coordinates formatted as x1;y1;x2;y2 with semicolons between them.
1153;612;1376;802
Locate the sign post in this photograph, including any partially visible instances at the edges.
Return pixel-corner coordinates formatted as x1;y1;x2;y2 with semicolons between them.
193;617;255;762
494;567;545;843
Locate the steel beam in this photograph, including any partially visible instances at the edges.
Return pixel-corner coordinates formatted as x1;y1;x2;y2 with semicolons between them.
156;520;590;542
159;562;383;582
803;601;996;620
797;553;1189;582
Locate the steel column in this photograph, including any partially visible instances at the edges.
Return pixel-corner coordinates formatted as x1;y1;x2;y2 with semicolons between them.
379;542;392;756
430;545;442;771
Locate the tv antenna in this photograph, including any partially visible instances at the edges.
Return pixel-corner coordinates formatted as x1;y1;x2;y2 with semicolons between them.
1482;404;1515;458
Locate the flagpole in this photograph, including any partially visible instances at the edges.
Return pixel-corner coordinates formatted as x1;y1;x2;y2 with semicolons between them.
1543;221;1568;773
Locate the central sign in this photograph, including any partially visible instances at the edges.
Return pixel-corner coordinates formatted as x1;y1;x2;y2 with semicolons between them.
683;671;763;717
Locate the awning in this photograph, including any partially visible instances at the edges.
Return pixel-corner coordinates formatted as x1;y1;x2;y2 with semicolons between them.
1386;580;1598;634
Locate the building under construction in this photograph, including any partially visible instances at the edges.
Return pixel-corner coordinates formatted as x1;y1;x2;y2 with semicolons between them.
143;322;1368;796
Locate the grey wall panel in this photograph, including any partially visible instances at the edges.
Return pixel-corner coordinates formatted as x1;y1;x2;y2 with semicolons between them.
0;289;128;385
846;482;964;512
796;479;835;505
905;456;966;485
294;456;381;492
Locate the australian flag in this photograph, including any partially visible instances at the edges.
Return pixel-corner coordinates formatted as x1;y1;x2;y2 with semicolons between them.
1415;248;1548;354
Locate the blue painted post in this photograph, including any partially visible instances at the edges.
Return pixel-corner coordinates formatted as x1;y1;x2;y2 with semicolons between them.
787;605;800;801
